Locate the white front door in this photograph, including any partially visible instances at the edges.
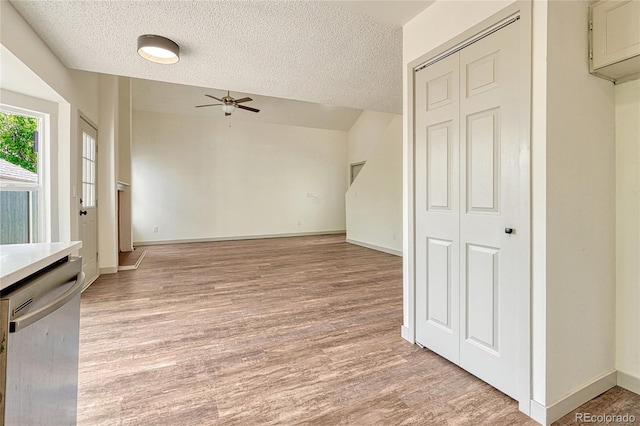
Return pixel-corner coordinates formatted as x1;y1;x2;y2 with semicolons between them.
414;20;526;399
79;118;98;287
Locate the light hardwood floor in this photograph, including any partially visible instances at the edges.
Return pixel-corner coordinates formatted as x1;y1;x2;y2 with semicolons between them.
78;234;639;425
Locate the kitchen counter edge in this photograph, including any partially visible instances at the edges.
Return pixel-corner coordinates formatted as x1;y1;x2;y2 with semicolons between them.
0;242;83;291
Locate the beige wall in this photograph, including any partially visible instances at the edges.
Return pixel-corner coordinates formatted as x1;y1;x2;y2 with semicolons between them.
118;77;132;185
615;79;640;393
117;77;133;252
347;110;395;166
345;113;402;255
530;0;548;406
131;110;348;243
97;75;119;272
545;0;616;407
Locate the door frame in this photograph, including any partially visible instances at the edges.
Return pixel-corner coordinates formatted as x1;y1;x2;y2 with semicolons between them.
405;0;532;414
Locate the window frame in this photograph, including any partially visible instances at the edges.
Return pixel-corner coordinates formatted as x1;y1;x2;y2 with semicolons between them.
81;129;97;208
0;104;48;244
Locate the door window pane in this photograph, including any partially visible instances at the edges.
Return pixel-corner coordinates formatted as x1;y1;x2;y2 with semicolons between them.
82;132;96;207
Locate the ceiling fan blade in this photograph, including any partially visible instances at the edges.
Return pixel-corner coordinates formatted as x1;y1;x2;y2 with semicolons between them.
195;103;222;108
234;97;253;104
205;94;224;102
225;112;232;116
237;105;260;113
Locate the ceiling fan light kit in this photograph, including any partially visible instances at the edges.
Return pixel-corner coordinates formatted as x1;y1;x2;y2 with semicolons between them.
221;104;236;114
137;34;180;64
195;91;260;116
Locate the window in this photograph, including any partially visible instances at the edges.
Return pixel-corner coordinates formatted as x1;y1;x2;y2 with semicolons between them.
0;107;45;244
82;130;96;208
350;161;366;185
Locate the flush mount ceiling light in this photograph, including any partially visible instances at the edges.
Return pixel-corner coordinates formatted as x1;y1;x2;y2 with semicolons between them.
137;34;180;64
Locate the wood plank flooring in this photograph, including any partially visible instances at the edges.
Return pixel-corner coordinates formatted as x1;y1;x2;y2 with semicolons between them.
78;234;639;425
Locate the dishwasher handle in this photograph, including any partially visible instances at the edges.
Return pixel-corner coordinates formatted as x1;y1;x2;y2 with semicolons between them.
10;272;85;333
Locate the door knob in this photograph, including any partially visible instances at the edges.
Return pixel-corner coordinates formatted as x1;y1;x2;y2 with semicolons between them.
505;228;514;234
80;210;88;216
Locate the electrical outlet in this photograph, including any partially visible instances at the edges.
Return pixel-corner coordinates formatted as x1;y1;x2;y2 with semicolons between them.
153;225;159;233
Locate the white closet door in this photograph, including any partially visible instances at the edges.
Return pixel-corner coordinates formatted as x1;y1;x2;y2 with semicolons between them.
415;53;461;363
458;21;522;399
414;19;525;400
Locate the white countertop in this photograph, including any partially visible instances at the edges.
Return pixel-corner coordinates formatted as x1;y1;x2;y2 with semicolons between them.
0;242;82;291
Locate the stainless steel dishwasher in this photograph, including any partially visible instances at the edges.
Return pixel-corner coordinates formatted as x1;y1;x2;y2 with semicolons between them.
0;256;84;425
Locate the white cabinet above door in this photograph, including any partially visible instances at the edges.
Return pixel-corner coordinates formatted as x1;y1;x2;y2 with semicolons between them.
590;0;640;83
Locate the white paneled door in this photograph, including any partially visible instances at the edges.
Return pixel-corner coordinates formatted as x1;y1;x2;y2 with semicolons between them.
415;52;461;364
80;118;99;286
415;20;525;399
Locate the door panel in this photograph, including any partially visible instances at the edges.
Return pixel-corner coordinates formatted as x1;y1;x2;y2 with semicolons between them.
466;51;500;97
465;243;499;353
426;237;452;329
79;118;98;286
427;123;452;210
415;19;524;400
466;108;500;212
459;20;521;399
415;53;460;363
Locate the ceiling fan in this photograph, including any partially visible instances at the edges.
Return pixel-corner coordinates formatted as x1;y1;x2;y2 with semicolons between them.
195;91;260;116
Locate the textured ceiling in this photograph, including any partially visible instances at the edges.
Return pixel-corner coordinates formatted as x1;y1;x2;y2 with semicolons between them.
10;1;433;114
132;78;364;131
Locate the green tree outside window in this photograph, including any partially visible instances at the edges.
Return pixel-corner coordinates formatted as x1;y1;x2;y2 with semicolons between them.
0;112;38;173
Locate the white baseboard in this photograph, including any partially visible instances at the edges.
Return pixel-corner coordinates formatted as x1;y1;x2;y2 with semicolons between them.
529;400;546;425
401;325;413;343
118;250;147;271
346;238;402;256
134;230;346;246
617;370;640;395
99;266;118;275
529;370;617;425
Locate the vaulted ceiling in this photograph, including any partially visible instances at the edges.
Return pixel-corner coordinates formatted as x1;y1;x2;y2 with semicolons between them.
10;1;433;115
